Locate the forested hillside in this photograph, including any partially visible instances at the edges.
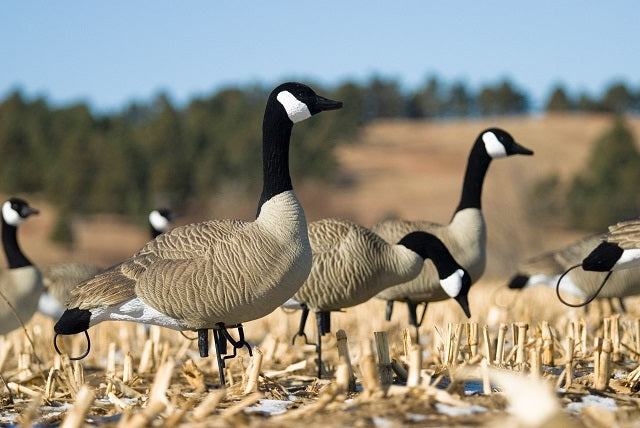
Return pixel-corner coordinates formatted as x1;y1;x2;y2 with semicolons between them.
1;76;639;242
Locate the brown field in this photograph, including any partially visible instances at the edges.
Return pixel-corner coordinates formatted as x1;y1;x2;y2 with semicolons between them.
3;113;640;426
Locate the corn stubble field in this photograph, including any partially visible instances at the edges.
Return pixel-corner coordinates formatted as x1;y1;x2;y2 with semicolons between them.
3;114;640;427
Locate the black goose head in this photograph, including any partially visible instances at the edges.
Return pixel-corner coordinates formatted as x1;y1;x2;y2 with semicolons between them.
397;231;472;318
269;82;343;124
440;267;472;318
2;198;39;227
149;208;175;236
478;128;534;159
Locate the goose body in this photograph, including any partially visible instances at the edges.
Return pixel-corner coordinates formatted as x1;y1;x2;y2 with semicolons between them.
374;129;533;325
286;219;471;376
0;198;43;334
38;209;175;319
54;83;342;345
288;218;426;312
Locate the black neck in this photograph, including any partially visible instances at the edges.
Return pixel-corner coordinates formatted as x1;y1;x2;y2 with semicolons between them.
256;107;293;217
454;141;492;213
150;225;162;239
2;220;31;269
398;231;460;279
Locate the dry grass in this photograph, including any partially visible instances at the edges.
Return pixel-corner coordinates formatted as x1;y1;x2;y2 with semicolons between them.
2;284;640;426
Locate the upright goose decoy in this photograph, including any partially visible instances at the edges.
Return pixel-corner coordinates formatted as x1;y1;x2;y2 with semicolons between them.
0;198;42;335
54;82;342;385
38;208;176;319
373;128;533;328
284;219;471;377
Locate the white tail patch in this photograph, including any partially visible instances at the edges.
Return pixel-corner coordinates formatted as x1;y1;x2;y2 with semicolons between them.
482;131;507;158
441;268;464;298
277;91;311;123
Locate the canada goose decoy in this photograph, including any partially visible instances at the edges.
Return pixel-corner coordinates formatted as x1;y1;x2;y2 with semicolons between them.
373;128;533;328
508;232;633;310
542;218;640;307
38;209;176;319
54;82;342;386
284;219;471;377
0;198;43;335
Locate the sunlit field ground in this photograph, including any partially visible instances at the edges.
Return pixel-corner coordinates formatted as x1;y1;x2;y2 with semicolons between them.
3;114;640;426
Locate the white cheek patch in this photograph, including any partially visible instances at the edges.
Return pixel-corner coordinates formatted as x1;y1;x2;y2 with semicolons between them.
149;210;170;233
482;132;507;158
277;91;312;123
440;268;464;298
613;249;640;270
2;201;24;226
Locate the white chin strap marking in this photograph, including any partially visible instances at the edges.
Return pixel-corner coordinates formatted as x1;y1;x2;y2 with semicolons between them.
2;201;24;226
441;268;464;298
149;210;170;233
277;91;312;123
482;131;507;158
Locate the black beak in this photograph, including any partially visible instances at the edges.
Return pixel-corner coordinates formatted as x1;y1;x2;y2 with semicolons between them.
454;293;471;318
314;95;343;112
511;141;534;156
21;206;39;217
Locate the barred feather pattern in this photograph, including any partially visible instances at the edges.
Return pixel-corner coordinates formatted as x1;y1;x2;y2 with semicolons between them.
372;208;486;303
517;234;604;276
606;219;640;250
0;266;43;334
292;219;423;311
41;262;102;306
68;191;312;329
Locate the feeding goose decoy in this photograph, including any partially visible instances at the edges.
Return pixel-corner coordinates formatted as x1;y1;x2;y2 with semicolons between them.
38;208;176;319
373;128;533;330
284;220;471;377
53;82;342;386
542;218;640;307
507;233;630;311
0;198;43;335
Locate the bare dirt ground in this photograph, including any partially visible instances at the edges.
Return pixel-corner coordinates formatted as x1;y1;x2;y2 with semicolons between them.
2;113;640;426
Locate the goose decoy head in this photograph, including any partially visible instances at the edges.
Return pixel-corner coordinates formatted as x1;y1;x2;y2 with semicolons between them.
480;128;534;159
581;241;624;272
440;267;472;318
2;198;39;227
272;82;343;123
149;208;175;234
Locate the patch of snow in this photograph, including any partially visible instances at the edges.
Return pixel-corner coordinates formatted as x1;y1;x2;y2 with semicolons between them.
435;403;487;417
372;416;395;427
566;395;618;414
244;399;291;416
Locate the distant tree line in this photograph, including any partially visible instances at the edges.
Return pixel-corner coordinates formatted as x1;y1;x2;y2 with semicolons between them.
2;75;640;241
530;117;640;231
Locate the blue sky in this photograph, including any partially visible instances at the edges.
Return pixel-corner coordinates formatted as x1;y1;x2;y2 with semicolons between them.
2;1;638;112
